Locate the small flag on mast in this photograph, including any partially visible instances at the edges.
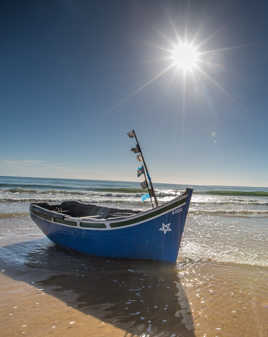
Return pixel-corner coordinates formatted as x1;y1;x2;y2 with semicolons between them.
131;144;141;153
140;180;148;189
127;130;135;138
141;193;150;202
137;166;144;177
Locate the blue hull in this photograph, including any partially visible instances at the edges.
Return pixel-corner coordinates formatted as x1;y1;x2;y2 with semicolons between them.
30;189;192;263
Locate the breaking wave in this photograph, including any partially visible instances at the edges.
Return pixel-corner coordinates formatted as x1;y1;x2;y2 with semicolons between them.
190;209;268;217
201;190;268;197
0;187;178;196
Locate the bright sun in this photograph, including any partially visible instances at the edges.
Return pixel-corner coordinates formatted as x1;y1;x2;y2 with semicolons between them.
169;41;201;73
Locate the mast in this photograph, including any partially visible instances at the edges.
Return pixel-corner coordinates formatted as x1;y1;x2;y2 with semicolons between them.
128;129;158;208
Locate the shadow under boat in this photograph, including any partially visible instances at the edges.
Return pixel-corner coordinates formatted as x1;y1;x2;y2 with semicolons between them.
0;238;196;337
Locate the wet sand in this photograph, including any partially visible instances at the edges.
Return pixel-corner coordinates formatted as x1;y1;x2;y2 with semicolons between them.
179;261;268;337
1;257;268;337
0;272;128;337
0;216;268;337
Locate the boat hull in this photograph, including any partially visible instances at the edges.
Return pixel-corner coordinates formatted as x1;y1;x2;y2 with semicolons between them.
30;189;192;263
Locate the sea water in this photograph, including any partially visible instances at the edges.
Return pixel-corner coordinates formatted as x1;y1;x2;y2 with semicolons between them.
0;175;268;267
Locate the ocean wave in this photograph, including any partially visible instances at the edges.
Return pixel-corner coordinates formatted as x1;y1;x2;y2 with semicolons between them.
0;198;63;203
2;193;268;207
0;187;179;199
200;190;268;197
0;197;151;206
0;186;152;194
192;200;268;206
2;188;88;195
190;209;268;217
0;183;77;190
2;194;268;210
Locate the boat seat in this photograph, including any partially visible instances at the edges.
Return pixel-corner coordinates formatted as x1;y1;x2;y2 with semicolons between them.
77;215;107;221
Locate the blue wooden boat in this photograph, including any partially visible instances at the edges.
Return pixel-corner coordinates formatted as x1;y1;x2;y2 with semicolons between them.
30;130;193;263
30;188;192;263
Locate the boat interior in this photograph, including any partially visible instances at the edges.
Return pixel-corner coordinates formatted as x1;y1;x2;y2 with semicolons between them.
34;201;140;220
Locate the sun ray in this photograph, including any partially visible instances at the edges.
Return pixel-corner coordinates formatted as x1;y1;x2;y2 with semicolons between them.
196;66;232;98
154;28;177;47
109;64;174;113
201;43;251;56
199;59;225;71
195;26;226;48
168;16;180;42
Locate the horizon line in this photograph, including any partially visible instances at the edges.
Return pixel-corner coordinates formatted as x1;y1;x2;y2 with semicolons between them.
1;175;267;190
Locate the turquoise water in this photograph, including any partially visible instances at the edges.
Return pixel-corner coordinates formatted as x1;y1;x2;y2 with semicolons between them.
0;176;268;267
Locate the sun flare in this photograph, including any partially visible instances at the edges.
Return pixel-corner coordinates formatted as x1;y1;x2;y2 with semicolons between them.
169;41;201;72
109;24;235;112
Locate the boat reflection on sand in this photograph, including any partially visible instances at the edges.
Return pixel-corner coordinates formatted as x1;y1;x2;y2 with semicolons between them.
1;239;195;337
35;248;195;336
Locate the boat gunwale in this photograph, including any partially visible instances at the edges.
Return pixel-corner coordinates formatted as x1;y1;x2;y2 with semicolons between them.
30;189;192;230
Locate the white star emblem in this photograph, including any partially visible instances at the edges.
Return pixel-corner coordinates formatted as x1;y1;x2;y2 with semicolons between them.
159;223;172;235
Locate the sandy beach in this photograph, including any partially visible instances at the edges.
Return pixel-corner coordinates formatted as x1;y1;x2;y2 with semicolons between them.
1;177;268;337
0;218;267;337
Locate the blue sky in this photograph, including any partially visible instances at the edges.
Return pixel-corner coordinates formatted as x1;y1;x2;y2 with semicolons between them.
1;0;268;187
